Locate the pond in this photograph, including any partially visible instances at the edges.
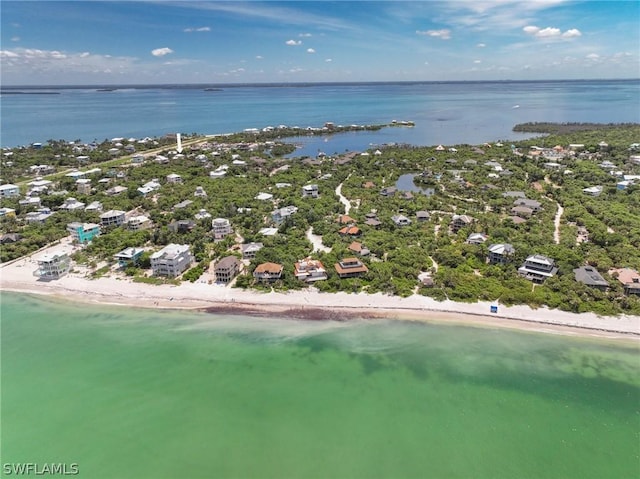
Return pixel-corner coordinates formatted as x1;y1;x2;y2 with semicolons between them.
395;173;435;196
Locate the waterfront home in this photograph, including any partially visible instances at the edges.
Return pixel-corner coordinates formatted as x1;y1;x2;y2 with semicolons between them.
391;214;412;227
34;252;71;280
67;222;101;243
518;254;558;283
241;242;264;260
294;257;328;282
271;205;298;224
166;173;182;184
380;186;397;197
212;218;233;240
573;266;609;291
59;197;86;211
126;215;152;231
150;244;193;278
466;232;488;245
25;208;54;224
100;209;126;227
487;243;515;265
0;184;20;198
348;241;370;257
334;257;369;278
609;268;640;296
451;214;474;233
253;262;284;283
215;256;241;283
114;247;144;268
302;184;319;198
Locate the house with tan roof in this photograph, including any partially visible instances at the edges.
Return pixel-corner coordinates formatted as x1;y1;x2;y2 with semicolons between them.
253;262;284;283
334;258;368;279
294;257;328;282
609;268;640;295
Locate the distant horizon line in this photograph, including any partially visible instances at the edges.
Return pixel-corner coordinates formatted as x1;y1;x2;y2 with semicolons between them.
2;78;639;90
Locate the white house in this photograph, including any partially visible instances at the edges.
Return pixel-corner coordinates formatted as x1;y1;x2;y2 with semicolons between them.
34;252;71;279
302;184;319;198
518;254;558;283
212;218;233;240
100;210;126;227
0;184;20;198
150;244;193;278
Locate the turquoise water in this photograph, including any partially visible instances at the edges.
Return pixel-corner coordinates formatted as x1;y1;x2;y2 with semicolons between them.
2;292;639;478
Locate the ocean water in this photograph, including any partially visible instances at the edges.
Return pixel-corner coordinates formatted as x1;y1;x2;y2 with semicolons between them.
1;80;639;149
2;292;639;479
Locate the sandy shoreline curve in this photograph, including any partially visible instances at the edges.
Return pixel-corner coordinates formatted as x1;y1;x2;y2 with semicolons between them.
2;240;638;341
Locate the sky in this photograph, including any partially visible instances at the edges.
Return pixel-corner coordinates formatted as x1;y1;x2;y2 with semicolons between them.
1;0;639;85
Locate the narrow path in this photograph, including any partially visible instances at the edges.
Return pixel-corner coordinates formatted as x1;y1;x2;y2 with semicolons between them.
428;256;439;273
335;173;352;214
305;227;331;253
553;201;564;245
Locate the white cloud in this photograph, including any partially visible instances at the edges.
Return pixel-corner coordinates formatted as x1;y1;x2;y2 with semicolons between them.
474;60;482;64
299;33;312;37
184;27;211;33
416;29;451;40
523;25;582;40
11;36;20;42
285;39;302;46
307;48;316;54
151;47;173;57
325;58;332;62
256;55;263;60
477;43;486;48
586;53;600;60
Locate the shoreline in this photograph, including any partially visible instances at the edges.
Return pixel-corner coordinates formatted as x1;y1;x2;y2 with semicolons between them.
2;238;639;342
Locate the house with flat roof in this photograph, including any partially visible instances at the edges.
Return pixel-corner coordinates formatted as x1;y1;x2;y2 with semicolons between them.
334;257;368;279
67;222;101;243
302;184;319;198
573;266;609;291
294;257;328;282
253;262;284;283
215;256;241;283
100;210;126;227
34;252;71;280
150;244;193;278
114;247;144;268
166;173;182;184
518;254;558;283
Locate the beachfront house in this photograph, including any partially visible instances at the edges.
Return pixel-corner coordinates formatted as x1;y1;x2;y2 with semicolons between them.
67;222;101;244
212;218;233;240
518;254;558;283
487;243;515;265
609;268;640;296
214;256;241;283
334;257;369;279
150;243;193;278
100;210;126;228
241;242;264;260
253;262;284;283
573;266;609;291
294;257;328;283
114;247;144;268
34;252;71;280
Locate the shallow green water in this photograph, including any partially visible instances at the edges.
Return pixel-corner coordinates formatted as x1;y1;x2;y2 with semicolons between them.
2;293;639;479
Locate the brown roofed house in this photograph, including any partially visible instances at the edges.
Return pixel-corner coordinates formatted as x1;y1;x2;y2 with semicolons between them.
609;268;640;295
253;262;284;283
334;257;368;278
339;225;361;236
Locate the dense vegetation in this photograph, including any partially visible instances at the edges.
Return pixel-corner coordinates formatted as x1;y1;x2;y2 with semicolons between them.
1;123;639;316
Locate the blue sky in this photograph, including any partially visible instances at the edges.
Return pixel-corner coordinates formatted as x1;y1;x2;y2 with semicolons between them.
1;1;639;85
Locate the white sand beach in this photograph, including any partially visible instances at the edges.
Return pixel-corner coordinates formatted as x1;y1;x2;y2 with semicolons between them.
2;237;639;340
